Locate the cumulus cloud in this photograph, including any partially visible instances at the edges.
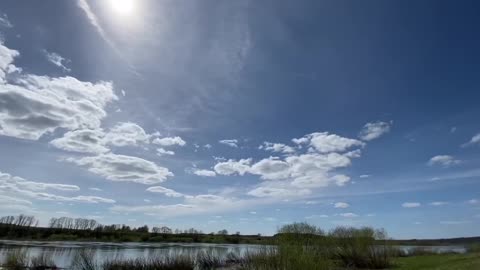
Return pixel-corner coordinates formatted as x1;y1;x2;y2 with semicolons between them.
259;142;295;154
428;155;461;167
152;136;186;146
214;158;252;176
359;174;370;178
358;121;392;141
334;202;350;208
249;157;290;180
104;122;151;147
0;43;20;82
193;169;216;177
402;202;421;208
50;129;109;154
219;139;238;148
146;186;184;197
157;148;175;156
211;132;363;199
43;50;70;72
51;123;157;154
66;153;173;184
0;171;114;204
292;132;365;153
0;73;117;140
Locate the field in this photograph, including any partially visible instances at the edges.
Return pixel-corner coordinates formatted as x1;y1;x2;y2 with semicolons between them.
394;253;480;270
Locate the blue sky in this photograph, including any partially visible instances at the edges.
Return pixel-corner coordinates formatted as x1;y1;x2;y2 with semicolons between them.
0;0;479;239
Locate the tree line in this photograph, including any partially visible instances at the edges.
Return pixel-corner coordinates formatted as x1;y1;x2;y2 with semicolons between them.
0;214;268;244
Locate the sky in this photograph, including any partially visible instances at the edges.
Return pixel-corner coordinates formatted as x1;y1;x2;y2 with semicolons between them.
0;0;479;239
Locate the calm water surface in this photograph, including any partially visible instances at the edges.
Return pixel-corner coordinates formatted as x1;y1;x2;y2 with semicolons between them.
0;240;467;268
0;240;264;268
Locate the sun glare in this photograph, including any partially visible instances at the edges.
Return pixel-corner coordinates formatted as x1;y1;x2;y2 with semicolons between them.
111;0;135;15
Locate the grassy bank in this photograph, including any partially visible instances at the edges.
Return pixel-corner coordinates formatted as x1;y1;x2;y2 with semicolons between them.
394;253;480;270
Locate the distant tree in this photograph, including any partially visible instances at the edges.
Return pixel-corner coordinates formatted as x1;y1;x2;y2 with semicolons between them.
0;216;15;225
218;229;228;235
136;225;149;233
160;226;172;234
278;222;324;235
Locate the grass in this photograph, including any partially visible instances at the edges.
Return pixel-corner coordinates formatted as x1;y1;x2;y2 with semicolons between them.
394;252;480;270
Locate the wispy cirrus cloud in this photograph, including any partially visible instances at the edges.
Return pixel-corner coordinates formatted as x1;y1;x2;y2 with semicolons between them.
43;50;71;72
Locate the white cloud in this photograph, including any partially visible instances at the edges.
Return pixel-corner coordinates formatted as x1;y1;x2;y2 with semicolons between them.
402;202;421;208
214;158;252;176
247;186;311;198
359;174;370;178
204;144;212;149
219;139;239;148
358;121;392;141
0;195;32;205
111;194;254;218
305;214;328;219
0;14;13;28
249;157;290;180
152;136;186;146
440;221;469;225
104;122;151;147
51;122;155;154
293;132;365;153
428;155;461;167
0;51;117;140
43;50;70;72
339;213;358;218
259;142;295;154
146;186;184;197
50;129;109;154
462;133;480;147
468;199;478;204
429;201;449;206
0;171;114;204
0;171;79;192
193;169;216;177
89;187;102;191
66;153;173;184
334;202;350;208
157;148;175;156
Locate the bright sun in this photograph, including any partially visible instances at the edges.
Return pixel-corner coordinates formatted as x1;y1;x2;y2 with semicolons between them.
111;0;135;15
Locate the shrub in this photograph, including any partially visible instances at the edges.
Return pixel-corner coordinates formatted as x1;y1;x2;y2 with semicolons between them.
30;253;57;270
4;249;28;270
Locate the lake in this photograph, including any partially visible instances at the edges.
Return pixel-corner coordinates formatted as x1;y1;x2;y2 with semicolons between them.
0;240;467;268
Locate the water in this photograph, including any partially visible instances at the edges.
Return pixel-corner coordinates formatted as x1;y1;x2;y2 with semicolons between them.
396;245;467;254
0;240;265;268
0;240;467;268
